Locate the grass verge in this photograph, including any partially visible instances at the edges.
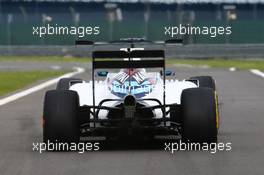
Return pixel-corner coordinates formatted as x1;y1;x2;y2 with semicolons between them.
167;59;264;71
0;56;90;63
1;56;264;71
0;71;67;97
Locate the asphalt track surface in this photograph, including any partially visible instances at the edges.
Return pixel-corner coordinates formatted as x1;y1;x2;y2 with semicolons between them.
0;63;264;175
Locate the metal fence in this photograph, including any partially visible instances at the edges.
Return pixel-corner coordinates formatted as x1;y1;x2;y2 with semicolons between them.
1;44;264;59
0;2;264;45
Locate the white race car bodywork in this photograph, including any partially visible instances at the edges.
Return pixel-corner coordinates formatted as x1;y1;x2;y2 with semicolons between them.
70;71;197;119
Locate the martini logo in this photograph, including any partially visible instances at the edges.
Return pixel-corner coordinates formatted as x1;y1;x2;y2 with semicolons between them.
114;71;146;84
133;72;146;84
114;72;129;84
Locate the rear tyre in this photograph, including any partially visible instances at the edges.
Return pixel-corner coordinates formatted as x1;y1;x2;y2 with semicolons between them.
181;88;217;143
190;76;220;131
190;76;215;90
43;90;80;146
56;78;82;90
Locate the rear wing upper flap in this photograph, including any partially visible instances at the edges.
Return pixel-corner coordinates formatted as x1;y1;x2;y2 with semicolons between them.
93;60;164;69
93;50;127;58
92;50;164;59
92;50;165;69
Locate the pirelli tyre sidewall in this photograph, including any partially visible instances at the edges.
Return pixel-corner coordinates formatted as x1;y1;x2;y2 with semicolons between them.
190;75;220;131
43;90;80;145
181;87;217;144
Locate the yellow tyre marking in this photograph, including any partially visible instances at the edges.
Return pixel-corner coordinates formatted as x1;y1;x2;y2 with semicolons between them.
215;91;220;130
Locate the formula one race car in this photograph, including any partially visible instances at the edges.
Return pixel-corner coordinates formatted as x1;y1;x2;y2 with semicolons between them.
43;39;219;145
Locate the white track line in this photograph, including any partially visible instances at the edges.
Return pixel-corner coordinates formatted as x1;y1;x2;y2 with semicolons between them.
50;65;61;70
0;67;85;106
250;69;264;79
229;67;236;72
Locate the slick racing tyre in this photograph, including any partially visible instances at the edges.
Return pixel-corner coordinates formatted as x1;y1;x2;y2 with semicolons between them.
190;76;216;90
43;90;80;145
56;78;82;90
190;76;220;131
181;88;217;143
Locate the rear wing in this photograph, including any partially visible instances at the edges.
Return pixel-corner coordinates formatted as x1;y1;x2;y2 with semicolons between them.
92;50;165;69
